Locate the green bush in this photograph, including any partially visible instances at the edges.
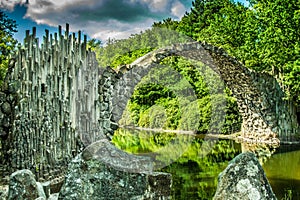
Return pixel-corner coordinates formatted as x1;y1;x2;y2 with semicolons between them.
178;100;200;131
128;83;180;129
110;48;154;68
178;94;241;134
147;105;167;128
122;55;241;134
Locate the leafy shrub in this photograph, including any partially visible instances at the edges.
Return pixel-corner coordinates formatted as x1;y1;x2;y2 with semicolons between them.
178;100;200;131
198;94;242;134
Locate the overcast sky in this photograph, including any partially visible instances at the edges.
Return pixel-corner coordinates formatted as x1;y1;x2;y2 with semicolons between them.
1;0;248;43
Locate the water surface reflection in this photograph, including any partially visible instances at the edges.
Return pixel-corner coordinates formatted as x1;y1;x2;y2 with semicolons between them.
112;128;300;199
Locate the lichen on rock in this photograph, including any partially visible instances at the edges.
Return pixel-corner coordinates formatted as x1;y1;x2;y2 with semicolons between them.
213;152;277;200
7;169;46;200
59;139;172;199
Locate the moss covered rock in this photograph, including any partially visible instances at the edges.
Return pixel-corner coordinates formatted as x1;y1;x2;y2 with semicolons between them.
213;152;276;200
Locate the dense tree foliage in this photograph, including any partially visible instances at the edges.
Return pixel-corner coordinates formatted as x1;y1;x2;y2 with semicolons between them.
96;27;191;68
0;11;17;85
128;83;180;129
130;83;176;107
152;18;179;30
176;0;300;104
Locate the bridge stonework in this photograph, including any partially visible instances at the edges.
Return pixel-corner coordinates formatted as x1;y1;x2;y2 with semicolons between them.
112;43;299;142
0;27;299;183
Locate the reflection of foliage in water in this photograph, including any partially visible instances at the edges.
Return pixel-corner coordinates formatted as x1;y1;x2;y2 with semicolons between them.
112;128;177;154
164;138;241;199
112;128;241;199
112;128;195;169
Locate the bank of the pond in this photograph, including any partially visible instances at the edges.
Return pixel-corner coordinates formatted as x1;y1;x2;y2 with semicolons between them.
120;125;198;135
120;125;241;138
120;126;286;145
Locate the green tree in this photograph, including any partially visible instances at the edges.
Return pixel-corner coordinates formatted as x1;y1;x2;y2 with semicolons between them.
197;1;250;57
248;0;300;72
177;0;227;39
152;18;179;30
0;11;17;85
130;83;176;107
87;38;101;51
249;0;300;104
177;0;300;104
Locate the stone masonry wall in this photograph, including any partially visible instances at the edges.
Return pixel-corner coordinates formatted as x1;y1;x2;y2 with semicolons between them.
98;67;120;140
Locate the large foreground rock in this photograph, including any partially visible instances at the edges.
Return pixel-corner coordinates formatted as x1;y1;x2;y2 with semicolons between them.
59;139;172;199
7;169;46;200
213;152;277;200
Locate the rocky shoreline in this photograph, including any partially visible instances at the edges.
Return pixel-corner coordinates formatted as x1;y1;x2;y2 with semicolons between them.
1;151;278;200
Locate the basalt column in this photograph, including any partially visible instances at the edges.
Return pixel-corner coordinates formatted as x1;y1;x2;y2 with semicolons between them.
0;24;102;181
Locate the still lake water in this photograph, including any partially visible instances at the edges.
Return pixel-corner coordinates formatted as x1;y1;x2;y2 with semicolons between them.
112;128;300;200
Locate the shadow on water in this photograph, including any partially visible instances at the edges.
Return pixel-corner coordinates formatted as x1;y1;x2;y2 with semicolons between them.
112;128;300;199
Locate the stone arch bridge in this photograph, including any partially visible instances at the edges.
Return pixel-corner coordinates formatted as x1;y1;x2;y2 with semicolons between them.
0;25;298;182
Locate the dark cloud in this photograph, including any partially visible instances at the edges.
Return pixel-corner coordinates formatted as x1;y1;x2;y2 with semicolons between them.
37;0;53;8
68;0;164;22
1;0;191;41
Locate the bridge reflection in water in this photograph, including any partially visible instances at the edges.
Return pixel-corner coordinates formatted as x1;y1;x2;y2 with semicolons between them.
112;128;300;200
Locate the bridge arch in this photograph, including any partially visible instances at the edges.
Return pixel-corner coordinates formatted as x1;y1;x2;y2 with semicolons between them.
110;42;299;142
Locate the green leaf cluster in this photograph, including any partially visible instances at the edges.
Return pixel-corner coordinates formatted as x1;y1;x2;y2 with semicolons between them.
195;93;241;134
0;11;18;85
128;83;180;130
